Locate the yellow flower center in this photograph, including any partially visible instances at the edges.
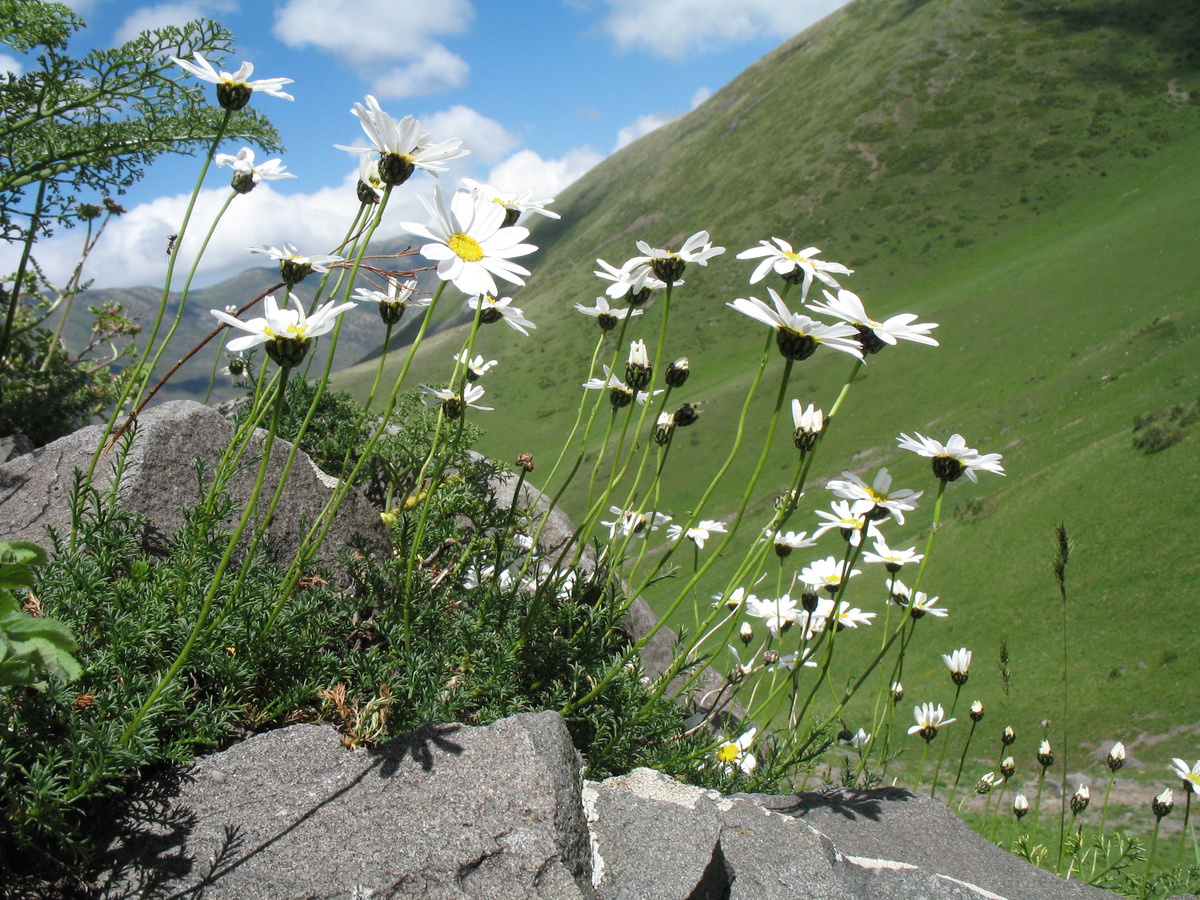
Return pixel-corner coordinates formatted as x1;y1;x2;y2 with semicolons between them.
866;487;888;503
285;322;307;337
717;743;739;763
784;250;809;265
448;232;484;262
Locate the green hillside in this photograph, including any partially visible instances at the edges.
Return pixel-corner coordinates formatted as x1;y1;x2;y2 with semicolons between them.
332;0;1200;779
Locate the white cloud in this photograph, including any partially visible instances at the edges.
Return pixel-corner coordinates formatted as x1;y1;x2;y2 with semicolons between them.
114;4;208;44
113;1;237;44
0;171;438;290
484;147;604;202
614;112;674;151
612;85;714;151
371;46;470;100
420;105;520;166
274;0;473;98
0;53;23;77
600;0;843;60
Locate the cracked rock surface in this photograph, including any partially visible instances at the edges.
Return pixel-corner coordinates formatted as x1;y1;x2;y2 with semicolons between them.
97;711;1118;899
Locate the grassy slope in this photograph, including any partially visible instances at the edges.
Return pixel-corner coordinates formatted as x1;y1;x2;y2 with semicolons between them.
332;0;1200;775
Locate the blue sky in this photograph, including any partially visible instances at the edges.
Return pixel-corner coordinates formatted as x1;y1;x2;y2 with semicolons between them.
3;0;846;288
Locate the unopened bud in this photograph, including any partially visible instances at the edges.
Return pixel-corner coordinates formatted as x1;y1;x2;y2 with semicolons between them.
1152;788;1173;819
1002;725;1016;746
1000;756;1016;778
674;403;700;428
1070;785;1090;814
516;453;535;473
665;357;690;387
1037;739;1054;768
739;622;753;645
1013;793;1029;819
1107;741;1125;772
969;700;984;722
890;682;904;704
762;648;780;665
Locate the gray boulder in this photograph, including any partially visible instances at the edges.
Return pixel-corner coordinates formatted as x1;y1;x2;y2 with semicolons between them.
0;400;387;582
99;712;594;899
96;711;1112;900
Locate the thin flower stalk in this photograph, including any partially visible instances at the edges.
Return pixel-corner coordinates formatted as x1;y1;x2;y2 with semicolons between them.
112;363;292;758
563;340;785;716
262;280;448;638
949;711;981;804
930;682;964;799
78;108;235;531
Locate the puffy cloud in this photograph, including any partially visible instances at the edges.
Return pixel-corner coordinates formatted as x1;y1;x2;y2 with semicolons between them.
612;87;709;151
0;170;437;290
274;0;473;98
614;112;674;151
0;53;23;77
420;105;520;166
371;45;469;99
600;0;842;60
484;147;604;201
113;3;229;44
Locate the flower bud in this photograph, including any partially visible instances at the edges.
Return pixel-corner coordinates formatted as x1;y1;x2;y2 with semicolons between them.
378;152;415;186
516;453;535;473
216;81;252;111
625;340;652;391
264;336;310;368
1107;741;1125;772
969;700;984;722
609;385;634;410
1002;725;1016;746
1070;784;1090;814
890;681;904;704
801;590;819;613
653;412;676;446
1013;793;1029;819
665;357;690;387
674;403;700;427
357;179;381;205
231;170;258;194
739;622;753;645
1037;739;1054;769
651;256;685;285
975;772;1001;795
762;648;780;665
1000;756;1016;779
1152;788;1174;819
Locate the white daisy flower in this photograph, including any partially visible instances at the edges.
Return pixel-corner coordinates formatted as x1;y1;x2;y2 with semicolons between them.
170;52;293;108
728;288;863;361
402;186;537;297
736;237;852;298
807;288;938;354
896;432;1006;483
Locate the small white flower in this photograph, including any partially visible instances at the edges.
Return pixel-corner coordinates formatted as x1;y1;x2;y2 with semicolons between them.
210;292;354;354
214;147;295;185
728;288;863;361
909;702;956;740
807;288;938;353
594;257;672;301
401;185;537;297
766;529;816;558
418;383;493;416
627;230;725;284
736;237;852;298
800;555;862;593
716;727;758;775
461;177;560;222
897;432;1006;483
825;468;922;525
600;506;671;540
574;296;643;329
454;350;498;381
250;243;344;274
171;52;294;103
744;594;801;637
812;500;884;546
336;96;467;177
861;538;923;572
1170;758;1200;795
943;647;972;684
464;294;537;336
666;519;727;550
